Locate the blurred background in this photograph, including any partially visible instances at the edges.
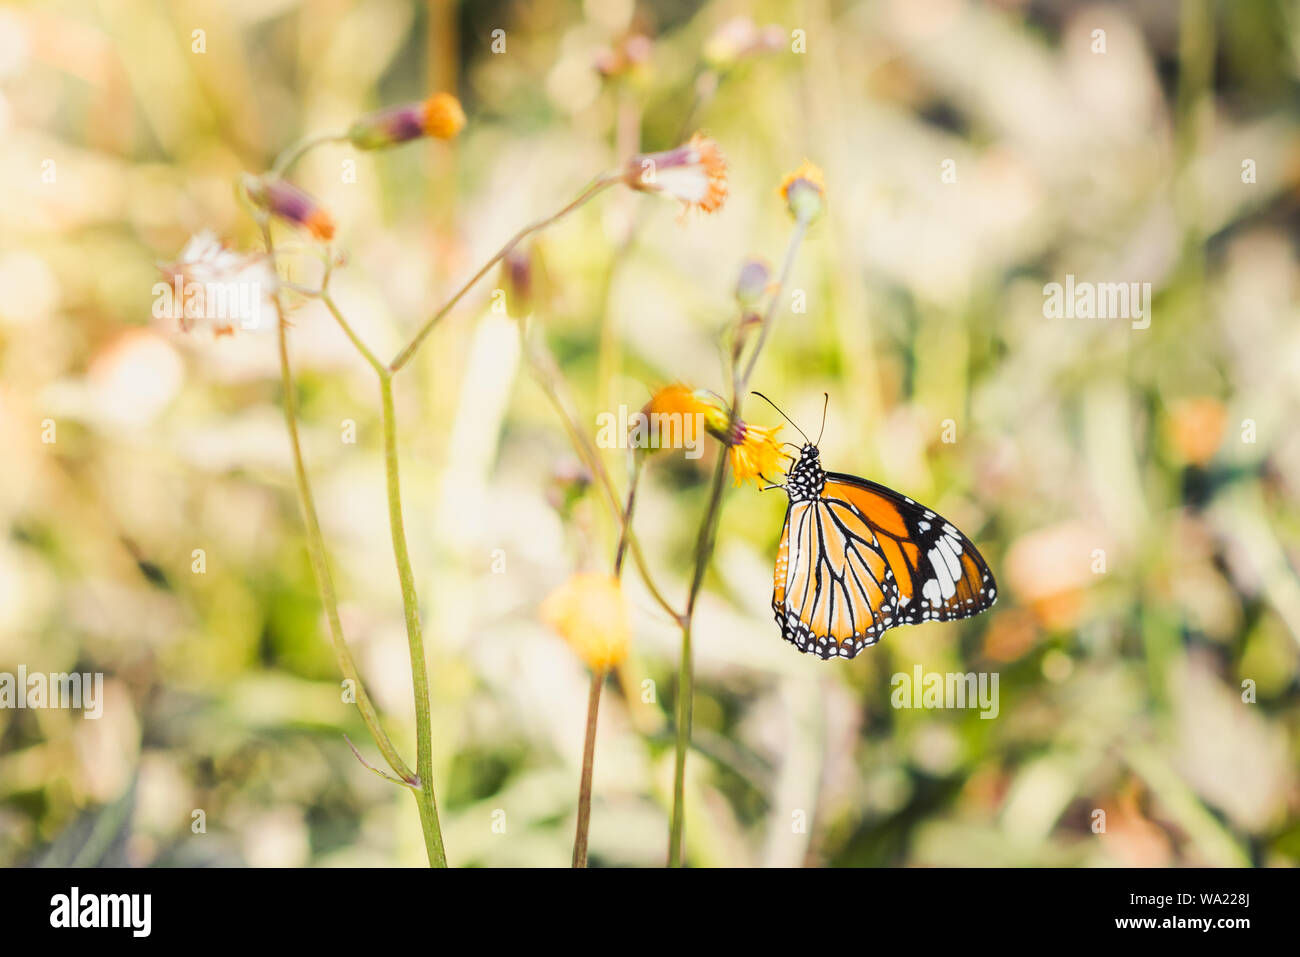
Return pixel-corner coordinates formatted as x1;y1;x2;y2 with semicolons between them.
2;0;1299;867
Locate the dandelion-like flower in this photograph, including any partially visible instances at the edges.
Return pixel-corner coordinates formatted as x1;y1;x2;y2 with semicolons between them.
156;230;277;336
639;385;783;485
246;177;336;241
540;573;631;672
640;384;728;454
779;159;826;224
725;421;785;487
624;133;728;216
644;384;726;431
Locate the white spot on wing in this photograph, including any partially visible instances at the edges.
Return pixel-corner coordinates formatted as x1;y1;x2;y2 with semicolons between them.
936;536;962;583
926;546;957;600
921;577;943;606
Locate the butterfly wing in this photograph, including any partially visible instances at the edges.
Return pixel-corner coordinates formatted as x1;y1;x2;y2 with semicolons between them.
772;472;997;660
772;495;902;659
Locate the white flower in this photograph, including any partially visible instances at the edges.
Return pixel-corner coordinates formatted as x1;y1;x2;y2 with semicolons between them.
155;230;278;336
624;133;728;216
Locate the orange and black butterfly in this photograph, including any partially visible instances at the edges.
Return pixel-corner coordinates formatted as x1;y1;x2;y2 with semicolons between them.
759;395;997;660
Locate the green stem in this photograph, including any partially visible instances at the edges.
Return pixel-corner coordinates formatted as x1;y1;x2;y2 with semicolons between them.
612;454;640;577
390;174;618;373
667;449;729;866
521;326;681;622
379;373;448;867
739;220;809;392
263;221;416;787
667;217;809;866
572;671;603;868
572;455;640;868
272;132;348;178
307;225;451;865
322;291;388;376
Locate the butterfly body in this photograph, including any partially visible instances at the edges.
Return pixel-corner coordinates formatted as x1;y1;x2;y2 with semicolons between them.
772;443;997;660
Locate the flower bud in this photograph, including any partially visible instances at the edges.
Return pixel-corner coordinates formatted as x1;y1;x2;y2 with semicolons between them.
734;258;771;313
779;160;826;224
500;245;534;319
346;92;465;150
245;176;335;241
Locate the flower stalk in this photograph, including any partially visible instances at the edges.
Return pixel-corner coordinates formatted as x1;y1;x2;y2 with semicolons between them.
253;121;629;867
667;212;811;867
379;373;448;867
242;96;817;871
520;323;680;622
259;220;417;787
390;172;619;373
260;207;448;865
572;670;604;867
570;457;640;868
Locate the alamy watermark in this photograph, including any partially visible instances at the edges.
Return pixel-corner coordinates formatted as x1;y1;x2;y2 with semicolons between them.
152;272;265;331
891;665;999;719
1043;274;1151;330
595;405;705;458
0;666;104;719
154;230;276;334
50;887;150;937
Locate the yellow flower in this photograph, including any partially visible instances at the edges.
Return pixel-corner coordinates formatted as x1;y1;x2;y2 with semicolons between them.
625;133;728;216
540;573;631;672
727;421;784;486
633;384;722;459
638;386;784;485
644;384;721;424
779;159;826;223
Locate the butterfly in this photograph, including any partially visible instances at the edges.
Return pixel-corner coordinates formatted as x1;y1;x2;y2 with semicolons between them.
757;394;998;660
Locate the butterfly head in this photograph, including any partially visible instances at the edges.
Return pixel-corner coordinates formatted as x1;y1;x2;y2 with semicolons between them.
785;443;825;503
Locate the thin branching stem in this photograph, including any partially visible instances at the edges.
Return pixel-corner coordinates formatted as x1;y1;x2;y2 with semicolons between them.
667;218;810;866
259;219;417;788
572;456;641;868
272;132;348;178
389;173;619;373
263;205;447;864
521;324;682;623
258;134;634;871
379;373;448;867
321;292;388;376
572;671;603;868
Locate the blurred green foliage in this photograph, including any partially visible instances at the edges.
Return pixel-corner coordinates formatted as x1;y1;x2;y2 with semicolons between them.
1;0;1298;867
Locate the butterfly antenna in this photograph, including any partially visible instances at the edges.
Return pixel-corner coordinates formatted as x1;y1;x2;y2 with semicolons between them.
816;392;829;445
751;391;811;445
